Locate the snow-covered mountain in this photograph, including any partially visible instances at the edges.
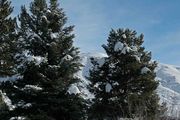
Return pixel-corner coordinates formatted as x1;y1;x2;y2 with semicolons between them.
156;64;180;117
78;53;180;117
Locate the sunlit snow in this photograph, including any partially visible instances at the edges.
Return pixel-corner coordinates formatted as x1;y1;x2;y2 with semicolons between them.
141;67;151;74
105;83;112;93
68;84;80;95
114;41;124;52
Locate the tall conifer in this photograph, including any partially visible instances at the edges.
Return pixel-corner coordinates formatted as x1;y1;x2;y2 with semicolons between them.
0;0;86;119
0;0;17;77
0;0;17;119
88;29;160;120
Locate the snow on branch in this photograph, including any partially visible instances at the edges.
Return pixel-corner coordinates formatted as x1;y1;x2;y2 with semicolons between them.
105;83;112;93
0;90;15;111
141;67;151;74
23;85;43;91
68;84;80;95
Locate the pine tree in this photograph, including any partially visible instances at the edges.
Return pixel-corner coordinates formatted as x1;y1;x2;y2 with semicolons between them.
0;0;17;77
0;0;86;119
88;29;160;120
0;1;17;119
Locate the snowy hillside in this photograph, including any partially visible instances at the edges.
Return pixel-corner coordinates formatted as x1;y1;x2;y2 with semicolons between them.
78;53;180;117
156;64;180;117
76;52;107;99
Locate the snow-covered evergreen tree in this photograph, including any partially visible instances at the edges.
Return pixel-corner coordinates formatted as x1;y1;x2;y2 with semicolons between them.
0;0;86;119
0;0;18;119
0;0;17;77
88;29;160;120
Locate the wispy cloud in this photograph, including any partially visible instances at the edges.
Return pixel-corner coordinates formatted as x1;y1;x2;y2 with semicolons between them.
61;0;163;52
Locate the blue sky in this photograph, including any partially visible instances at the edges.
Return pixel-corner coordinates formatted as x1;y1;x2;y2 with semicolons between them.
12;0;180;65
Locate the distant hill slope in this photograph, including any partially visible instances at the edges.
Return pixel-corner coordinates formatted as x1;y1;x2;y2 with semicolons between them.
78;53;180;117
156;63;180;117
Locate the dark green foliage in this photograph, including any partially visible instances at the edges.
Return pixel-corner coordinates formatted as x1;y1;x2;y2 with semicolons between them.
0;0;14;34
0;0;86;119
0;1;17;118
88;29;160;120
0;0;17;76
